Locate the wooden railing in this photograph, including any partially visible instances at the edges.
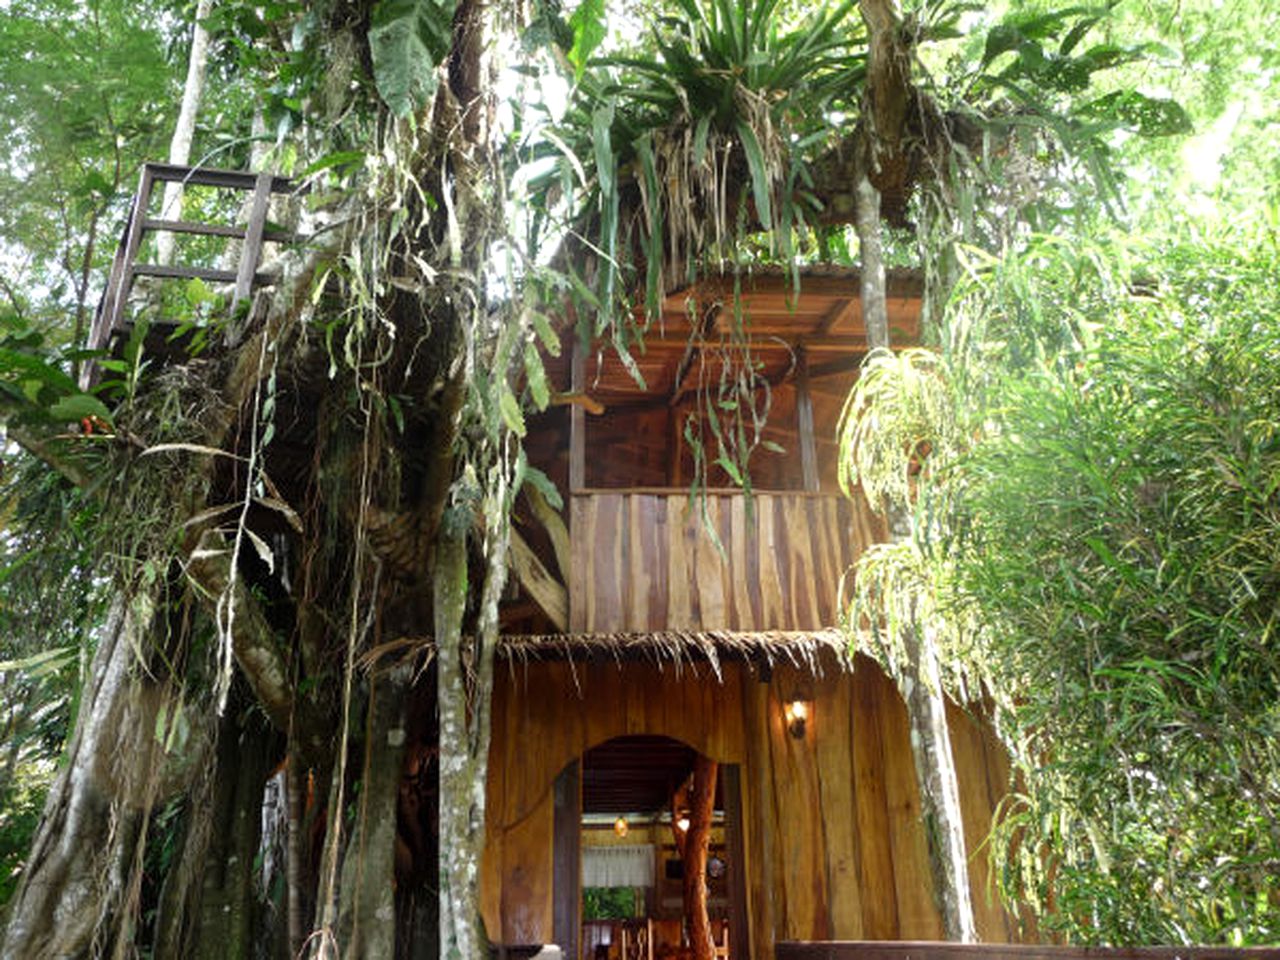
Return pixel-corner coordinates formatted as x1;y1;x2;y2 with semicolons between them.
775;942;1279;960
86;163;297;376
568;490;884;633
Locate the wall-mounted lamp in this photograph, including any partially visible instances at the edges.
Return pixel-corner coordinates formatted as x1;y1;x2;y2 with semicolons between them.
784;696;810;739
675;814;691;833
614;816;629;838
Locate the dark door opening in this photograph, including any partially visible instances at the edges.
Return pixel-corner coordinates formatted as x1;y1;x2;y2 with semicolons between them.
553;737;748;960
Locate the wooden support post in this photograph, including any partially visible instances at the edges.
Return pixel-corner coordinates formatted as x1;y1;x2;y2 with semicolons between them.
722;765;751;960
553;761;581;960
796;347;820;492
570;338;585;492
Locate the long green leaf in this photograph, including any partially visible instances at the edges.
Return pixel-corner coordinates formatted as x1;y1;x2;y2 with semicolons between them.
735;118;773;230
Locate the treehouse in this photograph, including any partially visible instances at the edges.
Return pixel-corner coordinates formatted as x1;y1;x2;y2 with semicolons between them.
485;267;1022;960
84;164;1019;960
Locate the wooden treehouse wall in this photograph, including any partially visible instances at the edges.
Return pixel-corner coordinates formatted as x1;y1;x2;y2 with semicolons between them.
479;654;1017;958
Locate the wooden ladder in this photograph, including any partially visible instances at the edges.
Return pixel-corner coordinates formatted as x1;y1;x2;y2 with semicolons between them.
85;163;297;379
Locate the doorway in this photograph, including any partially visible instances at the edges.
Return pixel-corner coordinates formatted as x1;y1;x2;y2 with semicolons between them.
552;736;748;960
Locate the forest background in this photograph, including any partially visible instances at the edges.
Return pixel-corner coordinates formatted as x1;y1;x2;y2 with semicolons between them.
0;0;1277;955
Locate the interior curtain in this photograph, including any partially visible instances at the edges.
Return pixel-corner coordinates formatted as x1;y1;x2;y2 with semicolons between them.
581;844;655;888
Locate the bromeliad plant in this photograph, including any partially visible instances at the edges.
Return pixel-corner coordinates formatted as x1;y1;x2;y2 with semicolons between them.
522;0;865;501
546;0;864;329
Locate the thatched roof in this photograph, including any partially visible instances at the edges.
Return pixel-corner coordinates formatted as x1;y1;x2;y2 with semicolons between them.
361;630;855;682
498;629;853;682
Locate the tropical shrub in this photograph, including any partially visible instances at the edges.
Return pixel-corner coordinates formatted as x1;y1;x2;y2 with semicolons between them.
950;227;1280;944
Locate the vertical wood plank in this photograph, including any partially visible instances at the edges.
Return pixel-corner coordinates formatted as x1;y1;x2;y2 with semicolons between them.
728;496;749;630
667;497;695;628
588;492;623;632
783;497;817;628
502;791;555;944
716;494;738;631
722;764;751;960
879;670;946;940
110;165;155;335
694;496;726;629
852;664;900;939
553;760;581;960
618;494;632;631
947;702;1007;944
648;496;670;631
755;496;785;629
575;496;596;631
813;666;865;939
748;672;779;958
627;495;648;630
813;497;846;625
769;665;830;941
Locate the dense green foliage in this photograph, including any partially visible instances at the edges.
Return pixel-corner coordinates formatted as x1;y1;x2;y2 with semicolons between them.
949;231;1280;944
0;0;1278;949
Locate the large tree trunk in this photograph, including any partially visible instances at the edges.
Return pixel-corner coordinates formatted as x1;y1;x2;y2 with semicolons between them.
1;584;181;958
435;527;481;960
156;0;214;266
337;662;412;960
191;700;277;960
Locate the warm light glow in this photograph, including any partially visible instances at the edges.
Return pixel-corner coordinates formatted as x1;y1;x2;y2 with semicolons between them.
614;816;629;838
784;697;810;738
676;815;691;833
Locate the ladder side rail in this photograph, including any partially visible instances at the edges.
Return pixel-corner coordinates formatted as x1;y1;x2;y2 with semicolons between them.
233;172;275;308
105;165;156;339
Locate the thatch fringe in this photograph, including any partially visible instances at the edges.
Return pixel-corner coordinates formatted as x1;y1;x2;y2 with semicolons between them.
359;630;854;684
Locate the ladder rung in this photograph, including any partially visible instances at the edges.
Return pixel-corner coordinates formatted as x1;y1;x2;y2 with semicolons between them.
141;218;301;243
144;163;294;194
131;263;274;285
143;218;246;239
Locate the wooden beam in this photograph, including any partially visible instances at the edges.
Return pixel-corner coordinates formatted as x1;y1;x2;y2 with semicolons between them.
806;355;865;380
141;217;300;243
132;264;240;283
509;527;568;631
817;296;860;336
144;162;293;194
796;348;820;492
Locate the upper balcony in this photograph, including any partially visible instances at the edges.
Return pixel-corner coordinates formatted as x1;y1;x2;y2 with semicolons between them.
505;267;921;638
